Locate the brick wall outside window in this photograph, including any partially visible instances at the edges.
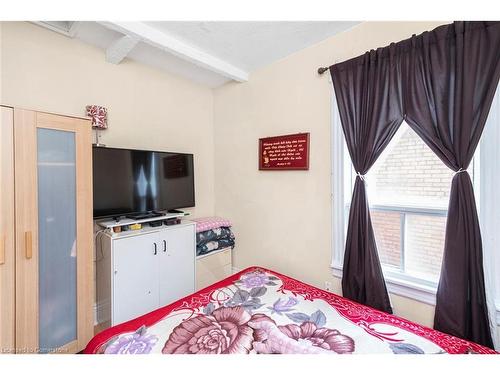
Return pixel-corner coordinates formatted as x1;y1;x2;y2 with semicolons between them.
373;124;454;206
367;124;452;281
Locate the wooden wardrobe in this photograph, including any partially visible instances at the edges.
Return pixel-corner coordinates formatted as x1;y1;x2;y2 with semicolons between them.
0;106;93;354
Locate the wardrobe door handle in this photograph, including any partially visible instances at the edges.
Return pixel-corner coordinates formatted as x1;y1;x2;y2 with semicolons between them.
0;234;5;265
153;242;157;255
25;231;33;260
163;240;167;252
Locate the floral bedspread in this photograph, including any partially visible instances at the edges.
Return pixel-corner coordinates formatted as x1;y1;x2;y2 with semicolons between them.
84;267;496;354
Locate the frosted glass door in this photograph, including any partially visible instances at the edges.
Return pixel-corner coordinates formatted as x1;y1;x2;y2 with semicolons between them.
37;128;77;353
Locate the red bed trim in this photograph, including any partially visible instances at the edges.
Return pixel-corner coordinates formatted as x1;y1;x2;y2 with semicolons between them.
83;266;497;354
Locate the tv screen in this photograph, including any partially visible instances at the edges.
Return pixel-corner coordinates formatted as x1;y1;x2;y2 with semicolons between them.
92;147;195;218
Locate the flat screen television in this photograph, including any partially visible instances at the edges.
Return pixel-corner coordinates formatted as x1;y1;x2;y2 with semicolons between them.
92;146;195;218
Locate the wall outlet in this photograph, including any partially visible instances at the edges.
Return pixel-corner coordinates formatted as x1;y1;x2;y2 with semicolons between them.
324;281;332;291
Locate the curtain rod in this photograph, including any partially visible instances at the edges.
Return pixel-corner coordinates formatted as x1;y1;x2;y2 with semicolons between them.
317;67;330;75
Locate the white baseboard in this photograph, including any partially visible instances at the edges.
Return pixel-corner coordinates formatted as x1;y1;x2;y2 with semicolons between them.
93;304;98;325
94;299;111;325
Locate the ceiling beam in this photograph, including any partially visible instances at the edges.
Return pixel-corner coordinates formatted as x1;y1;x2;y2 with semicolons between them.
98;21;249;82
67;21;81;38
106;35;140;64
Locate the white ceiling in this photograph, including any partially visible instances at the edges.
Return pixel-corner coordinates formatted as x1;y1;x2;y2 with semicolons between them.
36;21;359;88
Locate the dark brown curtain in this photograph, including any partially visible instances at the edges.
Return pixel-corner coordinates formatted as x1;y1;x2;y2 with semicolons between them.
402;21;500;348
329;21;500;346
330;45;405;313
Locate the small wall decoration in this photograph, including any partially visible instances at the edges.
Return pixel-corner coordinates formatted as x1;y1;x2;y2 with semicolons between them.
259;133;309;170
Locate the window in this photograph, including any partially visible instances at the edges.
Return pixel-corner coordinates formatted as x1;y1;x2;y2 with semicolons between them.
343;123;475;287
330;93;486;305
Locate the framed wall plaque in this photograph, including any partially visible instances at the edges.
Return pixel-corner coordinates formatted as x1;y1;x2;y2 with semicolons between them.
259;133;310;170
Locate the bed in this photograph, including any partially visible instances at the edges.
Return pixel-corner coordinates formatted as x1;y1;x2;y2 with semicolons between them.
84;266;496;354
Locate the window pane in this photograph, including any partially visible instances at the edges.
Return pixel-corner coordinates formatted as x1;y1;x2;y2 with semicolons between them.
365;123;454;283
405;214;446;282
371;210;402;269
369;124;454;208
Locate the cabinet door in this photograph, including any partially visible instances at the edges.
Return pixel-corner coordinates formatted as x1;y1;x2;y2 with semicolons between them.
0;107;15;353
112;232;160;325
14;110;93;354
158;225;195;306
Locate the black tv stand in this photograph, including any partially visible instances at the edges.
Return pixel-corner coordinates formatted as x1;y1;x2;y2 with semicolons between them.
167;209;185;214
126;211;164;220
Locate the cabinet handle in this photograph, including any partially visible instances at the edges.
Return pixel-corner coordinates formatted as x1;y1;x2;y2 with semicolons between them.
153;242;157;255
163;240;167;252
25;231;33;260
0;234;5;265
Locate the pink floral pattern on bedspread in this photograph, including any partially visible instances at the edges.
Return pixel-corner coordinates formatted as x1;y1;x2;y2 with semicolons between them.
85;267;497;354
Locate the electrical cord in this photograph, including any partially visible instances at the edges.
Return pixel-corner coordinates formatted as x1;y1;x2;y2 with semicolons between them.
94;228;107;262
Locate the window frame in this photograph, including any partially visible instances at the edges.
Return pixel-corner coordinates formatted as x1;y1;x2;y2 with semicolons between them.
477;86;500;332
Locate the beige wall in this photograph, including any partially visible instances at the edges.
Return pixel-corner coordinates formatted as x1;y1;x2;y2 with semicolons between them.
213;22;449;328
0;21;215;217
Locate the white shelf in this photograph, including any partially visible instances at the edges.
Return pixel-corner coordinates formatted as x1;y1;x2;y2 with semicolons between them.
104;220;194;239
96;212;187;229
196;246;233;260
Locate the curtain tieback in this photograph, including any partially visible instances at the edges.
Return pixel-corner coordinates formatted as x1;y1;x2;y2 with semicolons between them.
455;168;467;175
356;172;366;180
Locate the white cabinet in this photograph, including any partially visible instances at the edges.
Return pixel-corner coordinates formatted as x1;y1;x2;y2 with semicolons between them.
113;232;160;325
96;222;195;326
